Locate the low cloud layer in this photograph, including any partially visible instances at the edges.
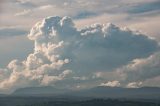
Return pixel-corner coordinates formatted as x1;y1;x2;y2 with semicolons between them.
128;1;160;14
0;26;27;39
0;16;159;93
100;81;121;87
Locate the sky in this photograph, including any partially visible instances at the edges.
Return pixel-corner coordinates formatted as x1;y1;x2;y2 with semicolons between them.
0;0;160;93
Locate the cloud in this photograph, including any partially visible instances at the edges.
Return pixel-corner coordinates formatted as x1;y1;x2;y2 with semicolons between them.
29;16;159;72
100;81;121;87
126;82;142;88
0;26;27;38
143;76;160;87
15;0;36;8
14;4;61;17
15;9;31;16
0;16;159;92
0;0;4;12
41;70;72;86
117;51;160;83
128;1;160;14
73;11;98;19
3;0;160;43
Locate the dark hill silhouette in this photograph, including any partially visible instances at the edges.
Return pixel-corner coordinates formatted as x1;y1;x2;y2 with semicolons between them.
11;86;160;99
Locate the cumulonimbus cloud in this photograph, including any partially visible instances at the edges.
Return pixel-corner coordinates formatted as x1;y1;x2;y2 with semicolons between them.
0;16;159;92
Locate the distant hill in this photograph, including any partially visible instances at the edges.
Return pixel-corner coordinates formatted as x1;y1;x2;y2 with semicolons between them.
72;86;160;99
12;86;70;96
12;86;160;99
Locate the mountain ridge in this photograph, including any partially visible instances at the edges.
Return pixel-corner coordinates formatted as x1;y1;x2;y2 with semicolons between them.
10;86;160;99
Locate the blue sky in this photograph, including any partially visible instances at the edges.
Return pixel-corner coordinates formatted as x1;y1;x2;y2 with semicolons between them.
0;0;160;93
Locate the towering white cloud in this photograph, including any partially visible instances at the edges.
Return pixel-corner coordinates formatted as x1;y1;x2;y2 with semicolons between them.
0;16;159;92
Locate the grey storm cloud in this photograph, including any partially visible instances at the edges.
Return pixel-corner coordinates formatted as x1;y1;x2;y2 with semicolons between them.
0;16;159;92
